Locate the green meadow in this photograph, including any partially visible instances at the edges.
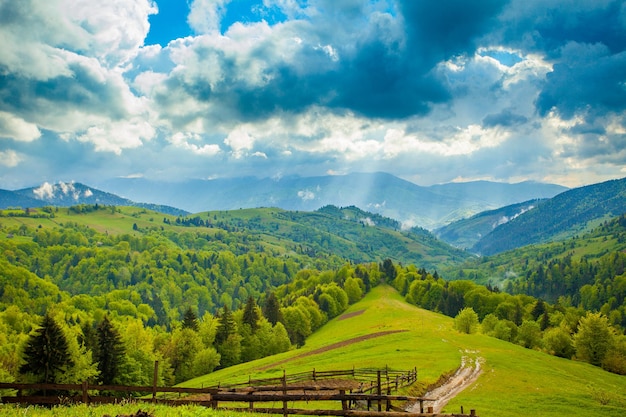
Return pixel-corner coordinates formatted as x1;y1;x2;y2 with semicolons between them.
1;286;625;416
181;286;626;417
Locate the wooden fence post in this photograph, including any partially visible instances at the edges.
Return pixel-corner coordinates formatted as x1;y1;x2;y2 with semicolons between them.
82;380;88;404
282;370;288;417
377;370;382;412
152;360;159;401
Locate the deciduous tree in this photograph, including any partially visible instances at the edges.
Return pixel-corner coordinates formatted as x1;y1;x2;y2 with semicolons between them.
574;312;615;366
454;307;479;334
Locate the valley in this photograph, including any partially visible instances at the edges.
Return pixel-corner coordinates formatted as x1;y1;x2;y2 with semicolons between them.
1;175;626;416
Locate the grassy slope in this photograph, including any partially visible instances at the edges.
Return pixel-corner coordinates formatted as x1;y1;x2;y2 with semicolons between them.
183;286;626;417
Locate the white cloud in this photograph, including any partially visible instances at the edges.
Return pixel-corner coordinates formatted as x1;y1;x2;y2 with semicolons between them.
77;118;156;154
171;132;222;156
297;189;315;201
0;150;22;167
224;128;256;158
33;182;56;199
0;112;41;142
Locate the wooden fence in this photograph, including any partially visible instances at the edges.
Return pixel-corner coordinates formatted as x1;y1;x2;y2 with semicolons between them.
0;367;478;417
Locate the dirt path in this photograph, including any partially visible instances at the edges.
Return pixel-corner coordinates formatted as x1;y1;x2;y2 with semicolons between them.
408;353;483;414
258;330;408;371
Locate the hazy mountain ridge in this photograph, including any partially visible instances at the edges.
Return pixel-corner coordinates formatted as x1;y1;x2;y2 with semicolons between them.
434;199;546;249
471;177;626;255
97;172;567;229
5;181;188;216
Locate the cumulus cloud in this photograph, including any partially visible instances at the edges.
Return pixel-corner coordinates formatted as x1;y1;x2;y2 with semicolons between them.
33;182;56;199
2;0;626;189
0;112;41;142
0;0;156;152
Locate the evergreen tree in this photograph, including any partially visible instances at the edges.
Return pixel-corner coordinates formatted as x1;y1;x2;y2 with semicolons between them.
182;307;199;331
242;296;260;332
263;292;283;326
96;315;126;385
214;305;237;346
19;313;74;383
531;300;547;320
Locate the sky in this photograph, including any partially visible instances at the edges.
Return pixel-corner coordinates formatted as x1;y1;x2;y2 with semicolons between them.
0;0;625;190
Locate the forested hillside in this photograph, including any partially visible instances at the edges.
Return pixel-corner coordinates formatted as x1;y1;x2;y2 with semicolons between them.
2;203;626;395
0;204;401;387
434;199;544;249
443;215;626;331
472;177;626;255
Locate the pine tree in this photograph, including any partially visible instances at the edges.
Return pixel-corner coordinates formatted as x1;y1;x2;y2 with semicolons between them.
182;307;199;331
242;296;260;332
263;292;282;326
19;313;74;383
95;315;126;385
214;305;236;346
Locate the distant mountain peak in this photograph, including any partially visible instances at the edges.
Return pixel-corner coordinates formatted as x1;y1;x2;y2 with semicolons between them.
31;181;93;201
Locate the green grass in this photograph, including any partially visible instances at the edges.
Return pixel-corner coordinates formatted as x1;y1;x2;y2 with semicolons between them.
0;403;268;417
183;286;626;417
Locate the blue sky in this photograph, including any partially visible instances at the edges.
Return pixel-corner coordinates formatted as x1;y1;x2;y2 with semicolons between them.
0;0;625;190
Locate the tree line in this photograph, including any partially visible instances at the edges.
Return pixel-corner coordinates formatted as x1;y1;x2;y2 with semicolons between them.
389;262;626;375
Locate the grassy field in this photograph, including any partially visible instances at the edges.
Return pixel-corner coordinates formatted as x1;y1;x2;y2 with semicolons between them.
181;285;626;417
1;287;624;416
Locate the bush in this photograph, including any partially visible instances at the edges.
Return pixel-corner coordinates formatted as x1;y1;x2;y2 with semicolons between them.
454;307;479;334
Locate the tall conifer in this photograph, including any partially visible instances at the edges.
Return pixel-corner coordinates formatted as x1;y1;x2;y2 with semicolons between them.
182;307;199;331
20;313;74;383
95;315;125;385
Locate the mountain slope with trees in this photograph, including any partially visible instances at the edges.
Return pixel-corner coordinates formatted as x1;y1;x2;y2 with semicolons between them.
434;199;545;249
472;177;626;255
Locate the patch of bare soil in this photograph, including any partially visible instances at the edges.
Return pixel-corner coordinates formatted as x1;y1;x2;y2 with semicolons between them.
407;353;483;414
259;330;408;371
337;309;365;320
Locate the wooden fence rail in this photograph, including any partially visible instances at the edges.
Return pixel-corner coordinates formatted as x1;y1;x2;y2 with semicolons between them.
0;367;477;417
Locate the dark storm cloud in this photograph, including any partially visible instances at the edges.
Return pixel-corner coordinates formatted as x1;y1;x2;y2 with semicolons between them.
161;0;508;123
536;49;626;121
499;1;626;123
399;0;506;64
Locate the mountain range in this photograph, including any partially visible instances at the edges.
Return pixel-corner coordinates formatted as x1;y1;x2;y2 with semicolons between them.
4;173;626;258
95;172;567;229
1;173;567;230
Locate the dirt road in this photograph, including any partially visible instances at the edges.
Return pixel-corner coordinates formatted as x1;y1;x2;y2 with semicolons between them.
407;353;483;414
